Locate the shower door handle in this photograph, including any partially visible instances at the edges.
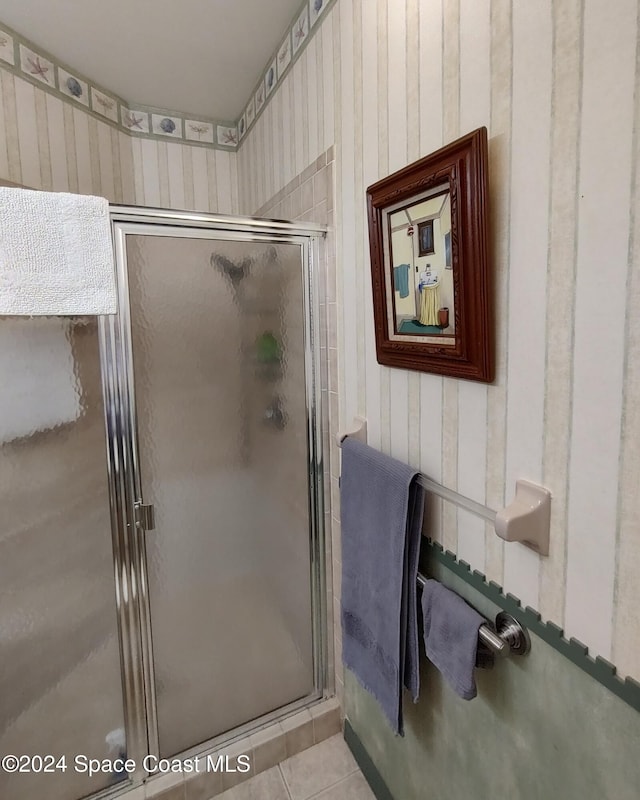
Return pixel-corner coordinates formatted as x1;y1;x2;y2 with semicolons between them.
134;502;156;531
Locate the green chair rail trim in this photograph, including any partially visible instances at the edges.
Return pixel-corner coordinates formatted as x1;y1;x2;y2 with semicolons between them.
424;539;640;714
344;719;394;800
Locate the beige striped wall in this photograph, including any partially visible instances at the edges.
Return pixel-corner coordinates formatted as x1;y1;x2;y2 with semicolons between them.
2;2;639;683
238;0;640;682
0;67;238;212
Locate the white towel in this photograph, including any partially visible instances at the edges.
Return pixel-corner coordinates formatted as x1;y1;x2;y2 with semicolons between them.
0;188;117;315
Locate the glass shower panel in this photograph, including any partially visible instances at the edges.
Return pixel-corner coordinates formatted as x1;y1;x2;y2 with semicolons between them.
0;317;127;800
126;235;314;758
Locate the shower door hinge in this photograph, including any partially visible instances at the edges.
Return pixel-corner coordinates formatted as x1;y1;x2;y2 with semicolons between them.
134;502;155;531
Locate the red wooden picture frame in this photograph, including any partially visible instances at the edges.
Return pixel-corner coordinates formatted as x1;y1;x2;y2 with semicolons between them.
366;127;493;383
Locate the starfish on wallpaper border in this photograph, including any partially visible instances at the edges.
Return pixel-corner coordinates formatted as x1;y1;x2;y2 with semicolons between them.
294;20;307;47
124;111;145;130
27;56;50;82
222;129;237;145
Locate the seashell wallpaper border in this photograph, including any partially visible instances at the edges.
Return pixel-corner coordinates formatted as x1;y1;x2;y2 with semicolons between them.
0;0;335;152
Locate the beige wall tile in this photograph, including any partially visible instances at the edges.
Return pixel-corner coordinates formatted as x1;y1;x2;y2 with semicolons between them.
310;697;342;742
145;771;185;799
249;723;287;775
280;709;314;758
184;766;224;800
148;786;186;800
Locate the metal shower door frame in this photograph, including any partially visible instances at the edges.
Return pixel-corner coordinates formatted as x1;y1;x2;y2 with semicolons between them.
98;206;327;785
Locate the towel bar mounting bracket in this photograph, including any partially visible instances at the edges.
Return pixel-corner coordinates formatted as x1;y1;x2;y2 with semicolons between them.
494;612;530;656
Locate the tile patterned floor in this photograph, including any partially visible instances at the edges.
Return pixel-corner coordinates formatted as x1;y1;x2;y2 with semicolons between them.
213;735;375;800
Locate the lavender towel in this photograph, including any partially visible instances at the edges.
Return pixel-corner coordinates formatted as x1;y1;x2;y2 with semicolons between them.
340;438;424;734
421;579;484;700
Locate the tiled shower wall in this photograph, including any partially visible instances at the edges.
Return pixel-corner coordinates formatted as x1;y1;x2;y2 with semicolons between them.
0;68;238;212
237;0;640;686
254;147;341;702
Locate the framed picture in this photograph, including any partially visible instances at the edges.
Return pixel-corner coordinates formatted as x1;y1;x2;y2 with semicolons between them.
417;219;434;255
366;127;493;383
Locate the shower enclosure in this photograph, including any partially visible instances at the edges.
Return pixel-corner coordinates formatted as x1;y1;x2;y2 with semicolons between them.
0;208;327;800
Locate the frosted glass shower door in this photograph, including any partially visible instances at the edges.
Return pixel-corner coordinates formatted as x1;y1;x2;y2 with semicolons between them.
124;232;316;758
0;317;128;800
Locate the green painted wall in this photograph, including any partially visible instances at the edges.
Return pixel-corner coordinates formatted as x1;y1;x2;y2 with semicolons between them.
344;559;640;800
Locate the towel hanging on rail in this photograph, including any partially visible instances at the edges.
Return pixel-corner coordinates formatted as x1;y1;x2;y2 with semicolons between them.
420;578;485;700
393;263;410;298
340;437;425;735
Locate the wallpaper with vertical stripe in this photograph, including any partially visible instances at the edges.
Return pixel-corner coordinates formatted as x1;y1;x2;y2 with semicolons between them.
0;1;638;684
237;0;640;682
0;67;238;213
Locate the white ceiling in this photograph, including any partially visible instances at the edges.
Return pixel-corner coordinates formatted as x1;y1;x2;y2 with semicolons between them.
1;0;303;120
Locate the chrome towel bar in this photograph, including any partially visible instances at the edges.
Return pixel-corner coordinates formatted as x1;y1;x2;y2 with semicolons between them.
416;572;530;658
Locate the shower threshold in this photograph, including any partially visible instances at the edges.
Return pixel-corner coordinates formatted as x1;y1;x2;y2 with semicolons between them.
98;696;341;800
